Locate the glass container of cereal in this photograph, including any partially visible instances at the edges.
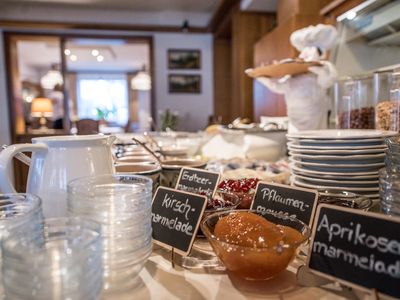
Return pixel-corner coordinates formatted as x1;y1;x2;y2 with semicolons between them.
335;75;375;129
375;71;400;132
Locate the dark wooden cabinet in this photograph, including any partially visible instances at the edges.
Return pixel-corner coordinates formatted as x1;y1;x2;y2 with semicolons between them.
213;4;276;123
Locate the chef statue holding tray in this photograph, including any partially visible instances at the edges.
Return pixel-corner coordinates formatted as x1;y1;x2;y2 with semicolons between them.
254;24;338;133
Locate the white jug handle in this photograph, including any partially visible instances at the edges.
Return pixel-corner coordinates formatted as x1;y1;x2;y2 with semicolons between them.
0;143;48;193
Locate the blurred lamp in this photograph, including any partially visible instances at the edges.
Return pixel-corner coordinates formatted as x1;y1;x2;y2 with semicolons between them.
31;98;53;130
131;71;151;91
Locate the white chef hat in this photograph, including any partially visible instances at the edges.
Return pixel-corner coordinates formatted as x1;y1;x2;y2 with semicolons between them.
290;24;338;52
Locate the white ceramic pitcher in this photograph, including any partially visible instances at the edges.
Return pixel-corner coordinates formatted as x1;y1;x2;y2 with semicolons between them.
0;135;115;217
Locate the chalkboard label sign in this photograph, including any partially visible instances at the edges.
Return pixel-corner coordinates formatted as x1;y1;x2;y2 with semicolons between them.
152;187;207;256
250;182;318;226
308;204;400;299
176;167;220;199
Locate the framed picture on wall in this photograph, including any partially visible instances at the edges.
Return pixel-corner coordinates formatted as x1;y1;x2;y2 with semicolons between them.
168;49;201;69
168;74;201;94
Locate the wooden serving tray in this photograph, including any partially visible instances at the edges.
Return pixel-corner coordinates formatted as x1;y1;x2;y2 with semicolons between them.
246;60;321;78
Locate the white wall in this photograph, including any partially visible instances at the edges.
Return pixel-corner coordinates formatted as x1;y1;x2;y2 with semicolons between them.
0;29;11;146
154;33;213;131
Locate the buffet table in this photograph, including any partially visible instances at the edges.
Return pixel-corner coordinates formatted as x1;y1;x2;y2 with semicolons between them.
109;248;362;300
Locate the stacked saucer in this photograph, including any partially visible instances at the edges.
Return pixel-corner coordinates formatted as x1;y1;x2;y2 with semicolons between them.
287;129;397;202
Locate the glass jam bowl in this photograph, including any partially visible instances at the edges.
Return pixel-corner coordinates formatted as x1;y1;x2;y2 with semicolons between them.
201;210;310;280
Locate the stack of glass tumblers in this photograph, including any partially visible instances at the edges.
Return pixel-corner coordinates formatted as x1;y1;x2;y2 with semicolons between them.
0;193;43;240
380;136;400;216
2;217;102;300
67;174;153;294
0;194;44;297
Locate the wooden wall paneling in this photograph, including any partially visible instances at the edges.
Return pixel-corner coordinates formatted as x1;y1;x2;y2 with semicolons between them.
231;11;276;121
277;0;300;25
213;11;233;39
213;38;232;124
278;0;332;25
60;37;71;132
5;35;24;138
254;80;287;118
208;0;240;33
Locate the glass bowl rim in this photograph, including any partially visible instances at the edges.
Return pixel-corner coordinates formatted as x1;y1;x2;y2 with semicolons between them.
204;190;241;212
0;193;42;221
68;174;152;195
200;209;310;251
318;188;373;209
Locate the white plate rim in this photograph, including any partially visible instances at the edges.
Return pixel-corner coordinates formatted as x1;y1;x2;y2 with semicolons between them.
287;129;397;140
292;178;379;191
290;152;385;161
287;137;385;144
289;157;385;168
288;147;386;155
289;163;380;177
287;142;387;150
292;174;379;185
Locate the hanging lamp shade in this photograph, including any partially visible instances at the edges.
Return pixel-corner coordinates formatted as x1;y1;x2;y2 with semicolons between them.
40;70;63;90
131;71;151;91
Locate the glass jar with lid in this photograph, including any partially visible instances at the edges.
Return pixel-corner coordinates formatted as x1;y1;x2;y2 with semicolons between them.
335;75;375;129
375;70;400;131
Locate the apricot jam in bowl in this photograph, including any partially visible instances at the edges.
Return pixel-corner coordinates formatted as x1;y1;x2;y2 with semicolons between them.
200;210;310;280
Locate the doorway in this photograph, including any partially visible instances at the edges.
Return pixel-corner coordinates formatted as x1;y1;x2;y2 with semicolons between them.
5;33;154;140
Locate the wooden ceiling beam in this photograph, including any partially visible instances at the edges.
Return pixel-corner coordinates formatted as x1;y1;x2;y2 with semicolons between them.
207;0;240;33
0;20;208;33
0;0;246;34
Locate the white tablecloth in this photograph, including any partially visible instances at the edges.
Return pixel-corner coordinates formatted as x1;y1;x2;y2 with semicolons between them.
106;248;367;300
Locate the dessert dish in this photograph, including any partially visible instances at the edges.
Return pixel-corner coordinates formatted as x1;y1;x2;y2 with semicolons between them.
218;178;259;209
318;189;373;210
221;168;289;184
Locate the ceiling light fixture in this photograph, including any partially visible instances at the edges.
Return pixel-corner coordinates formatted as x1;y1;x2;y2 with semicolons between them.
70;55;78;62
64;49;71;56
346;11;357;20
96;55;104;62
91;49;99;56
131;67;151;91
182;20;189;33
336;0;377;22
40;66;63;90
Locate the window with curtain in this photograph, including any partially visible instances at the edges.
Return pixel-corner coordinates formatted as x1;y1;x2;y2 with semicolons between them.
77;74;128;126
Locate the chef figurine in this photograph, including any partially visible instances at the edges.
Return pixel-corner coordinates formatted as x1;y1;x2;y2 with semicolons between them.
252;24;338;133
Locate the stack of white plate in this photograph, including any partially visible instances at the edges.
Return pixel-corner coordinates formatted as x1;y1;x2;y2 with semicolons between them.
287;129;397;202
